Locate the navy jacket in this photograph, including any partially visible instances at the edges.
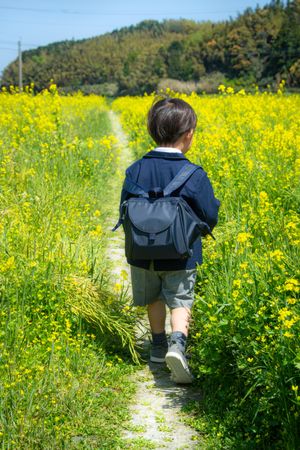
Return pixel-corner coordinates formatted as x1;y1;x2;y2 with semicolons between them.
119;149;220;270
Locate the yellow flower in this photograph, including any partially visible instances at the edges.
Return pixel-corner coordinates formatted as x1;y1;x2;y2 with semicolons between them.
278;307;291;321
89;224;102;237
284;279;299;293
120;269;128;280
114;282;122;292
29;261;37;267
237;232;253;243
226;86;234;94
259;191;268;202
284;331;294;338
0;256;16;273
286;221;297;230
87;137;94;149
209;315;217;322
270;250;284;261
283;317;298;329
232;290;239;299
49;83;57;94
233;279;242;288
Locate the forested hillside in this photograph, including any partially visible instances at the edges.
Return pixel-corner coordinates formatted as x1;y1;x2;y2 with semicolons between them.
2;0;300;94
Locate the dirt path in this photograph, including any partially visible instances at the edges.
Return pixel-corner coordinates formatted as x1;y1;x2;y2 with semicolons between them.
106;110;204;449
104;109;133;285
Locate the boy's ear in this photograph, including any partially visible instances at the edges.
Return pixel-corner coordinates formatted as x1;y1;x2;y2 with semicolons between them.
186;129;194;139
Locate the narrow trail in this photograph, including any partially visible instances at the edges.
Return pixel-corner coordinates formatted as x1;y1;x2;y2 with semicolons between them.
106;110;204;449
105;110;133;286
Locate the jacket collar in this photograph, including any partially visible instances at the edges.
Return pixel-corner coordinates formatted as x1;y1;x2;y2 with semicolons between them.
154;146;182;154
143;150;188;160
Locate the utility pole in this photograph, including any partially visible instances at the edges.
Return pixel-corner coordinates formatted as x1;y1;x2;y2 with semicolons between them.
18;39;22;91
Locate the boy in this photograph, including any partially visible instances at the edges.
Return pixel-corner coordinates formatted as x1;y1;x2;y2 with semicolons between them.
119;97;220;384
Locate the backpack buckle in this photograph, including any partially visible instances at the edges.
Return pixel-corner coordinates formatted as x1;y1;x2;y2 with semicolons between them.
148;187;164;198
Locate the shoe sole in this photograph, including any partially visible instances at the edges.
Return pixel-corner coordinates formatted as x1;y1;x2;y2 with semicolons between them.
165;351;193;384
150;356;165;363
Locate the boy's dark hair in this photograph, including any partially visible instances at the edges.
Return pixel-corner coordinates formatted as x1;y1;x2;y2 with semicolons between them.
147;97;197;145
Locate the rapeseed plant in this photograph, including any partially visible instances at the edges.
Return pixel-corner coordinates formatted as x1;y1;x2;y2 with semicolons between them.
112;87;300;449
0;87;138;447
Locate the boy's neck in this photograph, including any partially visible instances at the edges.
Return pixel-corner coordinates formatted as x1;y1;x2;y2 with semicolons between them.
160;130;194;154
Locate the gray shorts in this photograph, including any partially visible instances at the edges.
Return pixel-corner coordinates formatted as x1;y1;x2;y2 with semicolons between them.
130;261;197;310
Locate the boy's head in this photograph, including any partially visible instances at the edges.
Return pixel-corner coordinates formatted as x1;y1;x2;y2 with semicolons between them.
147;97;197;148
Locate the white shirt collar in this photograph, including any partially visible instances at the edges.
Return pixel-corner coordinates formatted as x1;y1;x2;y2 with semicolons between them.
153;146;183;154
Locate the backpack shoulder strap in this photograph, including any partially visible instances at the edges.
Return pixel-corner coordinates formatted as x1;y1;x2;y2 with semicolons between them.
163;163;200;196
123;177;149;198
111;176;148;232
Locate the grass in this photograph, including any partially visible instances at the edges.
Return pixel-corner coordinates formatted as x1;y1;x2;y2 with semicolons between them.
3;85;299;449
112;89;300;449
122;437;157;449
0;88;140;448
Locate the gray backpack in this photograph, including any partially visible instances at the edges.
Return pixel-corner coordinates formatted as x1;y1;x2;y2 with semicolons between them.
112;163;214;260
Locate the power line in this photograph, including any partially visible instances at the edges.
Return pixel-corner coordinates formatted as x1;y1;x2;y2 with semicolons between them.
0;5;241;15
0;39;39;45
0;47;17;51
0;39;39;46
0;40;16;44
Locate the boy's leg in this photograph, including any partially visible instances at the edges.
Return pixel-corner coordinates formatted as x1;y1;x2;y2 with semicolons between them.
168;306;191;358
129;264;168;362
170;306;191;336
160;268;196;382
147;299;166;334
147;299;168;362
166;307;193;384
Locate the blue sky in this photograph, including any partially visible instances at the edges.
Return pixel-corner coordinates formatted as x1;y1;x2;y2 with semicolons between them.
0;0;273;75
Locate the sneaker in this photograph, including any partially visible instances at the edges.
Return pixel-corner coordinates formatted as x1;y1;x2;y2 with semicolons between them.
150;344;168;363
165;343;194;384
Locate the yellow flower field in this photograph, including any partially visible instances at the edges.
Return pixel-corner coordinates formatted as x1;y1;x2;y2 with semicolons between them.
0;87;138;448
113;88;300;448
0;84;299;448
